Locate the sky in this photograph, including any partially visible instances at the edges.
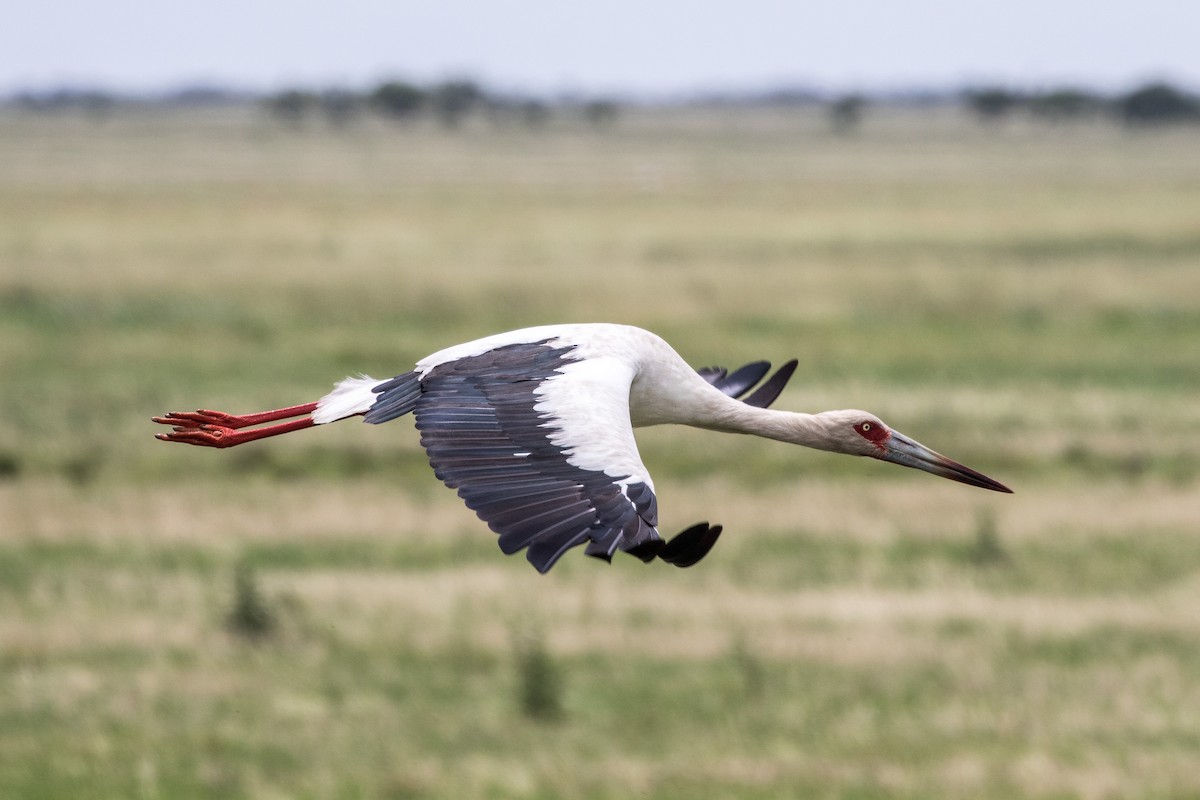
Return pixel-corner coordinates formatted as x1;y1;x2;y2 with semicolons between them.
4;1;1200;97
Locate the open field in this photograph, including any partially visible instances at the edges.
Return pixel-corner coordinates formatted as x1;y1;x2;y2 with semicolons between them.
2;107;1199;798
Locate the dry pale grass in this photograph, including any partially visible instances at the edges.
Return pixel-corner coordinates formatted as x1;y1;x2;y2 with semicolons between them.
4;109;1200;324
4;474;1197;660
267;561;1200;657
4;472;1196;549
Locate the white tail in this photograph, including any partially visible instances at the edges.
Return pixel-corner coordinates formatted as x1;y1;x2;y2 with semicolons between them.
313;375;380;424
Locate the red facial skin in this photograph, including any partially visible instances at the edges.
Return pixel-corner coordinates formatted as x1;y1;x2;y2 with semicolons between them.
853;421;890;453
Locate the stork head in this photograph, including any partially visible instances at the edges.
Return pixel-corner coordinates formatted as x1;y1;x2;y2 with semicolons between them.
816;410;1012;493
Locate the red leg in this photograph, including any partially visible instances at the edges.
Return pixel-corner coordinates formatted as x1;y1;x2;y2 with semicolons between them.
155;416;317;448
151;402;319;430
153;401;325;448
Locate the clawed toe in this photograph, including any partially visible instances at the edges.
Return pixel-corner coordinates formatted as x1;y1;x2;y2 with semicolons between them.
151;410;240;429
154;423;237;448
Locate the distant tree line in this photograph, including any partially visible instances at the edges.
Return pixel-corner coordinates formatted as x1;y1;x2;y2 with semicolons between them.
11;88;118;116
261;78;621;130
5;79;622;130
962;82;1200;125
7;79;1199;130
9;85;252;116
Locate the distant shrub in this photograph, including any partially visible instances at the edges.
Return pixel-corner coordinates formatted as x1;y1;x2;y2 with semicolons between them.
1118;82;1200;125
965;510;1009;567
729;636;766;699
61;452;103;485
963;87;1023;122
829;94;866;134
1028;89;1104;121
518;99;551;128
320;90;362;127
265;90;318;126
582;100;620;128
0;450;20;480
369;81;427;120
429;80;485;128
514;630;564;721
227;563;275;639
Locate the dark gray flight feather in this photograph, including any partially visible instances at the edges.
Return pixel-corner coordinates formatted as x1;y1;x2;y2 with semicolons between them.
698;359;797;409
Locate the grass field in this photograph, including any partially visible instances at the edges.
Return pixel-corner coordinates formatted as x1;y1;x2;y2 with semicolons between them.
2;106;1199;799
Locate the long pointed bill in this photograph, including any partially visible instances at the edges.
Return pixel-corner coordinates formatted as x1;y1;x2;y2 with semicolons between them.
881;431;1013;493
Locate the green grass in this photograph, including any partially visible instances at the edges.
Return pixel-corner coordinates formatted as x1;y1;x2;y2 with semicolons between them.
1;106;1200;798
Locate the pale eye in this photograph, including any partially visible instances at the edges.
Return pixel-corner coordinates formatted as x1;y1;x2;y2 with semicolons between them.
861;422;872;432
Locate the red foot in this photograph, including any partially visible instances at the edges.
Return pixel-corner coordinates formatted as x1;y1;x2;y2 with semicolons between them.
155;423;242;448
152;403;319;448
151;403;317;430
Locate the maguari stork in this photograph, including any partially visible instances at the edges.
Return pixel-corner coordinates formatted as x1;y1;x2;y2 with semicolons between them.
154;323;1011;573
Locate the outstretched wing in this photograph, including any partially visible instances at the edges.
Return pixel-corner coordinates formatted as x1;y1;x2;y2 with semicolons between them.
698;359;798;408
411;341;663;573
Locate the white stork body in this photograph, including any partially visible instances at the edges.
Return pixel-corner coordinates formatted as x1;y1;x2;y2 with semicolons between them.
316;324;661;483
317;324;719;477
154;323;1011;573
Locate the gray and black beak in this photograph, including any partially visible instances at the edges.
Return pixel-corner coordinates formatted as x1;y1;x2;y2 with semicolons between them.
881;431;1012;493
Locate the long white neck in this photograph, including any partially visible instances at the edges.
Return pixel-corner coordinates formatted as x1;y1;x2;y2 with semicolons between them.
694;399;839;452
626;337;841;453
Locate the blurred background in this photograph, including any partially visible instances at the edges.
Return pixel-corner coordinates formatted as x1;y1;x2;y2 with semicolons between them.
2;2;1199;798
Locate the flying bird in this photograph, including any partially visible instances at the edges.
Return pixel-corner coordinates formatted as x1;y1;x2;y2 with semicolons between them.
154;323;1011;573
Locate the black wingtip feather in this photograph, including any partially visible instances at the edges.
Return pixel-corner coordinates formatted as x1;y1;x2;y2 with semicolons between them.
716;361;771;398
697;359;797;409
625;538;666;563
659;523;723;568
741;359;798;409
